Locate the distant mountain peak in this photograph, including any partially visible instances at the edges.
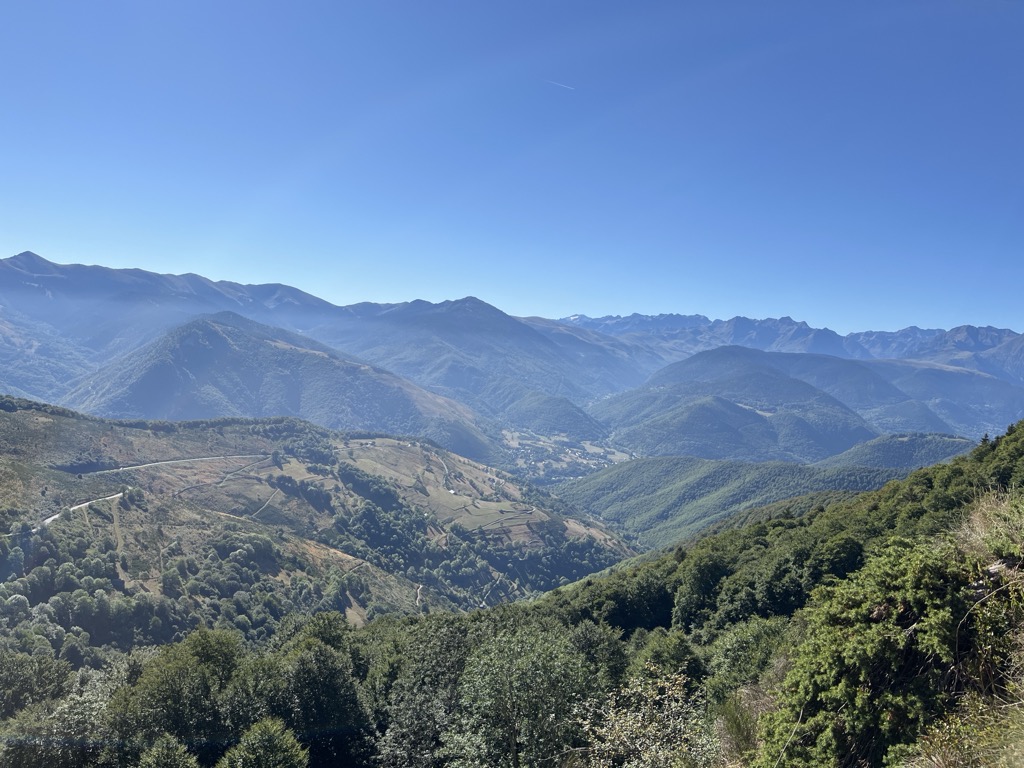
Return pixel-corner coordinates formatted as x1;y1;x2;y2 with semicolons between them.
445;296;501;312
5;251;58;273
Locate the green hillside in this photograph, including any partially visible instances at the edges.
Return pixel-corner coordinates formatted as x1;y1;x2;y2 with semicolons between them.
5;416;1024;766
557;455;903;546
537;420;1024;765
502;391;607;441
814;432;974;469
0;397;627;643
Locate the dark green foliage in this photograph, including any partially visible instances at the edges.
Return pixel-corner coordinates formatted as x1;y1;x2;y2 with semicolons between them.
0;651;72;719
672;549;732;632
703;616;788;705
334;463;403;511
441;622;594;767
567;620;629;693
625;627;705;682
375;614;473;767
0;396;90;420
665;422;1024;641
544;558;678;636
219;653;290;737
276;626;370;766
12;613;371;768
269;474;334;512
106;629;244;763
755;540;997;767
139;734;202;768
215;719;308;768
322;491;620;604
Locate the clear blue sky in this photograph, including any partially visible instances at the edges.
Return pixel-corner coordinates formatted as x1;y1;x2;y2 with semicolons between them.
2;1;1021;333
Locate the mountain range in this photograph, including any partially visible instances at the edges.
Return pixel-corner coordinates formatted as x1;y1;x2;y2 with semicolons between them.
62;312;498;462
563;311;1024;378
3;250;1022;486
591;345;1024;461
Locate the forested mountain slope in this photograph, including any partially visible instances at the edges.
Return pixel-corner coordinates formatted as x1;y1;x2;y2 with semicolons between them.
557;455;904;546
590;347;880;461
535;421;1024;766
4;413;1024;766
813;432;974;469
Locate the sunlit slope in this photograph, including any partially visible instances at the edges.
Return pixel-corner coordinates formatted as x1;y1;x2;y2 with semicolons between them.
557;455;903;546
0;397;629;635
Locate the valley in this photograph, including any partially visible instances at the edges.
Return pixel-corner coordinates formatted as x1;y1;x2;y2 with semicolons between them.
3;403;1023;767
7;251;1020;573
3;1;1019;762
4;252;1020;487
2;251;1024;767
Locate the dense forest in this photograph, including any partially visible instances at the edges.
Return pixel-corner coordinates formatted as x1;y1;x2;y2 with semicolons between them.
2;415;1024;764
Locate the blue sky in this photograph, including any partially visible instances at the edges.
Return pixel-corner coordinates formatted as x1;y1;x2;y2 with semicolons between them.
1;1;1021;333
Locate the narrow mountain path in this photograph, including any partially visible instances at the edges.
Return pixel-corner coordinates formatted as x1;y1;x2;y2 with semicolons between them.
66;491;126;535
435;454;453;490
111;502;124;554
109;500;130;583
251;489;281;519
218;457;271;485
68;492;125;512
89;454;270;475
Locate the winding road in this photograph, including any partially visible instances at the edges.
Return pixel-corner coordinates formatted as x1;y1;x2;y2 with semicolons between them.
91;454;269;475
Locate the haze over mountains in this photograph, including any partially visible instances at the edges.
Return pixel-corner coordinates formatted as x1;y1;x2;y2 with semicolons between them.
63;312;497;461
3;251;1023;488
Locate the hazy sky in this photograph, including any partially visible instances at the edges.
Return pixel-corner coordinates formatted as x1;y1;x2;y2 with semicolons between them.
2;1;1021;333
